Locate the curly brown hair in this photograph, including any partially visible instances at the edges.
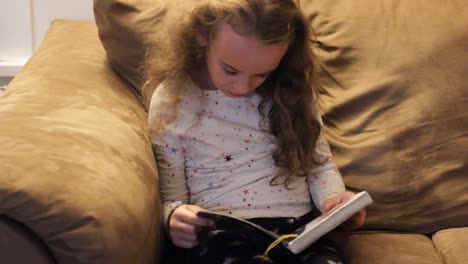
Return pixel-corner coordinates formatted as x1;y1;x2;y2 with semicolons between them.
144;0;323;187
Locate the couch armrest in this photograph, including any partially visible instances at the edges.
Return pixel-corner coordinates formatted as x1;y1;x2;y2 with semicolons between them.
0;19;162;263
0;215;55;263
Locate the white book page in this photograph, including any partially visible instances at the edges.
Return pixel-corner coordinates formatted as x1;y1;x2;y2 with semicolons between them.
287;191;372;254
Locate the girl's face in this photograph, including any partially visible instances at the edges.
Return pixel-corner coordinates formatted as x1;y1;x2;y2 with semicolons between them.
198;23;288;97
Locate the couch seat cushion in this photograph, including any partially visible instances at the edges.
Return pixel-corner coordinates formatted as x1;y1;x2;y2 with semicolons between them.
432;227;468;264
345;232;441;264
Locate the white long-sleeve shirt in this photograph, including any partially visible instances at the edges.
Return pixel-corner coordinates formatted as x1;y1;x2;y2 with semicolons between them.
149;79;346;224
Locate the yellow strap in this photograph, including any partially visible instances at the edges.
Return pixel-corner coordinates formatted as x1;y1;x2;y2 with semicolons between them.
263;234;298;258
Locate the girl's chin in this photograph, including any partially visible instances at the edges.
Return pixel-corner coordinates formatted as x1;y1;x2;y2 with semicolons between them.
222;90;245;98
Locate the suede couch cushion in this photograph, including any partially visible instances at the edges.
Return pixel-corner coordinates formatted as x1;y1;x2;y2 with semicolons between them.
344;232;442;264
302;0;468;233
94;0;197;100
0;216;55;263
0;20;161;263
432;227;468;264
94;0;468;233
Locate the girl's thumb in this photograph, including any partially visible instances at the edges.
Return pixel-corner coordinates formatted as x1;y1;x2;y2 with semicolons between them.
323;199;336;212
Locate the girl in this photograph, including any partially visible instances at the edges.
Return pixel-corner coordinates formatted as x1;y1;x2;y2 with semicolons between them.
145;0;366;263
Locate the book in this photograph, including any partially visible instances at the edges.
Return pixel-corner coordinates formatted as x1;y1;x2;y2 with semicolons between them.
197;191;373;254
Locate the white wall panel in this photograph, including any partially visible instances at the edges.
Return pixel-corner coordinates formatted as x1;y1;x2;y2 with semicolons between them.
0;0;33;60
32;0;94;50
0;0;94;76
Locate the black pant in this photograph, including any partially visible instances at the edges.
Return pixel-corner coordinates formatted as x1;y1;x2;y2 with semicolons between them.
162;211;347;264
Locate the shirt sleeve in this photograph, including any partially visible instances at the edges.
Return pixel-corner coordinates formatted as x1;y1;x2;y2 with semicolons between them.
307;120;346;213
148;84;190;229
152;138;189;228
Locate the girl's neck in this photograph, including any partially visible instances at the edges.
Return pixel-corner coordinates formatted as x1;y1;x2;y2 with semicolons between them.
189;63;217;91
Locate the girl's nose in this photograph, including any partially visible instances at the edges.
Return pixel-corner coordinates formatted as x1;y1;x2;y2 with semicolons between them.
235;77;256;94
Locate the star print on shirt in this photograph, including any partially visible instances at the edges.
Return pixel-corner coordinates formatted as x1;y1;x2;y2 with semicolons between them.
224;155;233;162
170;147;178;154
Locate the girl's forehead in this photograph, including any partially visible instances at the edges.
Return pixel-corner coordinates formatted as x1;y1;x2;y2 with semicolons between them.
211;24;288;74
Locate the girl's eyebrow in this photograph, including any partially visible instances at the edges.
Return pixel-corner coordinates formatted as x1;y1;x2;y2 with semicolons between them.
221;61;273;76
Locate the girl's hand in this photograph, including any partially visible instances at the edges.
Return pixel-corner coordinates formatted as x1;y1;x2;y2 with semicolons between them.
168;204;214;248
321;191;367;230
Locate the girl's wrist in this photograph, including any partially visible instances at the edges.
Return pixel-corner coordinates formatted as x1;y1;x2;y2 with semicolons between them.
167;201;184;222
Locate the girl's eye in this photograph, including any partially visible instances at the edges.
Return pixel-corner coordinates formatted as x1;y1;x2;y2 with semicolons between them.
223;67;238;75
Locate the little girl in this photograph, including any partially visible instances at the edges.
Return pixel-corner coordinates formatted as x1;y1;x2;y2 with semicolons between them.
145;0;365;263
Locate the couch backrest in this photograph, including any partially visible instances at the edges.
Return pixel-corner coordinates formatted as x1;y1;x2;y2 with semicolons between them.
301;0;468;233
94;0;468;233
93;0;197;101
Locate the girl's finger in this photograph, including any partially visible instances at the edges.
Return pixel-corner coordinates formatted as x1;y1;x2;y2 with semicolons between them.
170;220;199;234
174;237;199;249
172;230;199;243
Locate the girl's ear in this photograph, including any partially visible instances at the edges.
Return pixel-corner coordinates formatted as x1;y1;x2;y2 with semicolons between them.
196;30;209;47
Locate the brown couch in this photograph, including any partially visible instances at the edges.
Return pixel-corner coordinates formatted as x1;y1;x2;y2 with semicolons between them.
0;0;467;263
0;20;161;263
